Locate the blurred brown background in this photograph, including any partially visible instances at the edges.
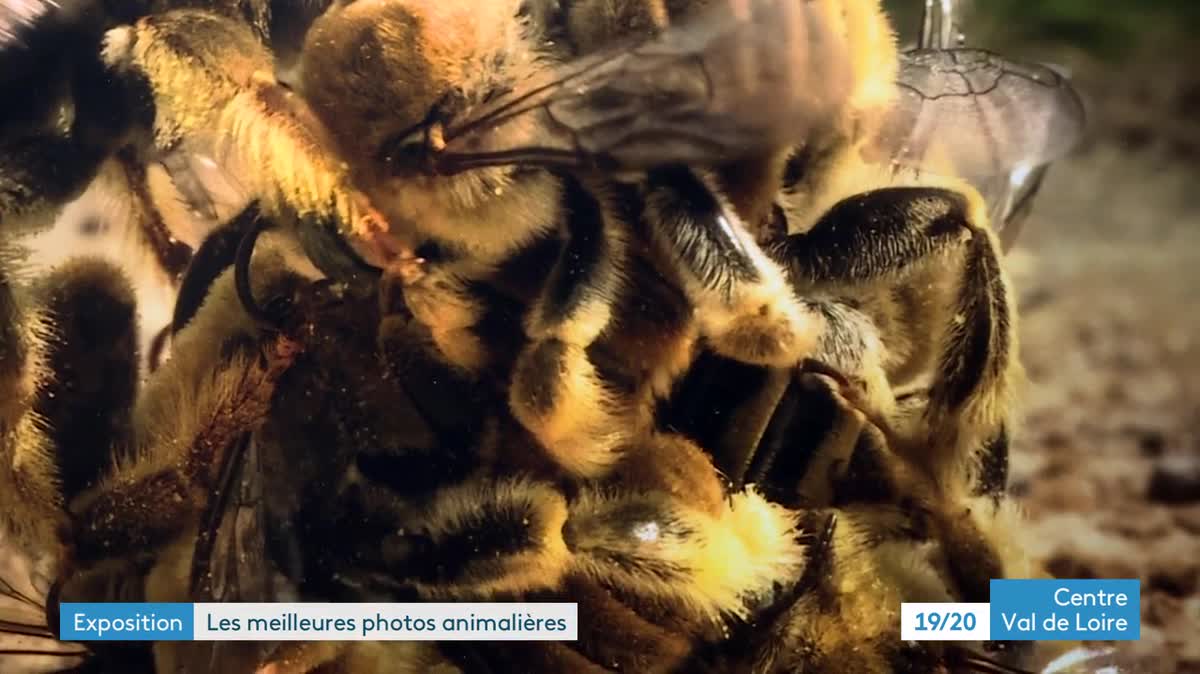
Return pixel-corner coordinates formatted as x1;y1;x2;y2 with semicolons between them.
884;1;1200;670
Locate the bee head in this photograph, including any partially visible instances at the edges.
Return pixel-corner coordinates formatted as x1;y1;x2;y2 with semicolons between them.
299;0;541;180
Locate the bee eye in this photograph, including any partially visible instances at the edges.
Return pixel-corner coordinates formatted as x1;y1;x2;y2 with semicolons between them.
380;129;429;173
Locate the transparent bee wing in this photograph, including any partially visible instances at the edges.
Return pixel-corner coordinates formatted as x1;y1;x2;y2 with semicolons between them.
189;432;280;672
0;543;89;673
0;628;88;674
192;434;275;602
865;49;1086;183
151;149;255;250
435;0;852;173
977;162;1049;251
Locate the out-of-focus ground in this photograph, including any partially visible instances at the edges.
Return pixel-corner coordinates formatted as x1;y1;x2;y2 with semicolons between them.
1013;142;1200;673
895;1;1200;670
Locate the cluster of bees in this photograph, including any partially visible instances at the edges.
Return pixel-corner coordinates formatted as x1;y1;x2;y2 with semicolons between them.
0;0;1087;672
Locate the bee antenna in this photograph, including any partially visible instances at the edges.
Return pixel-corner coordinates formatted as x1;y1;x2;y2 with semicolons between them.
147;323;171;372
233;214;278;326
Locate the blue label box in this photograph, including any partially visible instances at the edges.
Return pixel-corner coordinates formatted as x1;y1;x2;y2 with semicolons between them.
990;579;1140;641
59;602;194;641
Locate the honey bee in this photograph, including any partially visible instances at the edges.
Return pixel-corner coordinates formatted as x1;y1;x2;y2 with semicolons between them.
767;2;1084;466
3;2;1087;673
6;231;1068;674
542;0;1086;474
665;362;1047;674
3;0;1077;485
30;223;804;673
290;0;860;479
282;0;1085;484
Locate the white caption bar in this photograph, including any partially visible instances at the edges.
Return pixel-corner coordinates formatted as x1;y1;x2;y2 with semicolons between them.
193;603;577;641
900;602;990;641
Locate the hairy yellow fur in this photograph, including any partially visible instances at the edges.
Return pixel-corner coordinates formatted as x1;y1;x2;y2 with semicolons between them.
0;407;60;558
642;172;815;366
815;0;899;121
768;1;1023;473
363;475;808;636
107;11;379;245
509;342;639;477
569;487;805;624
0;261;62;558
74;238;312;519
414;479;572;599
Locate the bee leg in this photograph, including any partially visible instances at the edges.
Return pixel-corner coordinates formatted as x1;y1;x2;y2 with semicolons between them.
893;383;1016;500
785;187;979;286
741;370;883;508
0;257;65;562
972;424;1010;499
661;352;794;487
65;331;299;566
786;186;1016;464
391;479;571;600
924;222;1018;465
31;260;140;506
66;253;312;571
753;391;1026;653
665;301;895;495
509;179;632;477
173;204;263;334
106;13;383;242
234;212;292;326
645;165;816;367
798;298;896;420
